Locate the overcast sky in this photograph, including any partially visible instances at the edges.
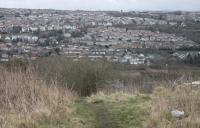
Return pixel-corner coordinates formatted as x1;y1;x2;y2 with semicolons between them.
0;0;200;11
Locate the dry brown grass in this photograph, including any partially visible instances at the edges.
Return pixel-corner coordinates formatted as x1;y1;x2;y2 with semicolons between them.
146;85;200;128
0;68;76;128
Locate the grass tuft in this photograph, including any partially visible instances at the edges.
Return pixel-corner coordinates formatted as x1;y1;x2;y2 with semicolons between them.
0;69;76;128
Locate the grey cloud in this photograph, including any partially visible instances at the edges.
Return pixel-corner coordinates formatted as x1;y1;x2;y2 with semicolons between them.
0;0;200;11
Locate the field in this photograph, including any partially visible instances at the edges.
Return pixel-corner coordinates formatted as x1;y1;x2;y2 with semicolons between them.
0;58;200;128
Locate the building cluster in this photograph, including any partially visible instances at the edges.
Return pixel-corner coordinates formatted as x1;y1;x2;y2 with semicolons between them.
0;8;199;64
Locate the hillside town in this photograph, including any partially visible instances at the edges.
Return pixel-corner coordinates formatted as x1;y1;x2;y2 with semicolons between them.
0;8;200;65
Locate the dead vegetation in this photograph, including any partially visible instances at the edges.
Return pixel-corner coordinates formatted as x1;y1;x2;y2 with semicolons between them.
146;85;200;128
1;58;200;128
0;68;76;128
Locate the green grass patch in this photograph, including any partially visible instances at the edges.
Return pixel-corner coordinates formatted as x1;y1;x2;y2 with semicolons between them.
73;93;151;128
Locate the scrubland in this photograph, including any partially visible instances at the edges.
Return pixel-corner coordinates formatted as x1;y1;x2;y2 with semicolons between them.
1;58;200;128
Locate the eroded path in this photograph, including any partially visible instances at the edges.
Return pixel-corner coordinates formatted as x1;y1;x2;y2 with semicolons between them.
89;102;121;128
73;94;151;128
